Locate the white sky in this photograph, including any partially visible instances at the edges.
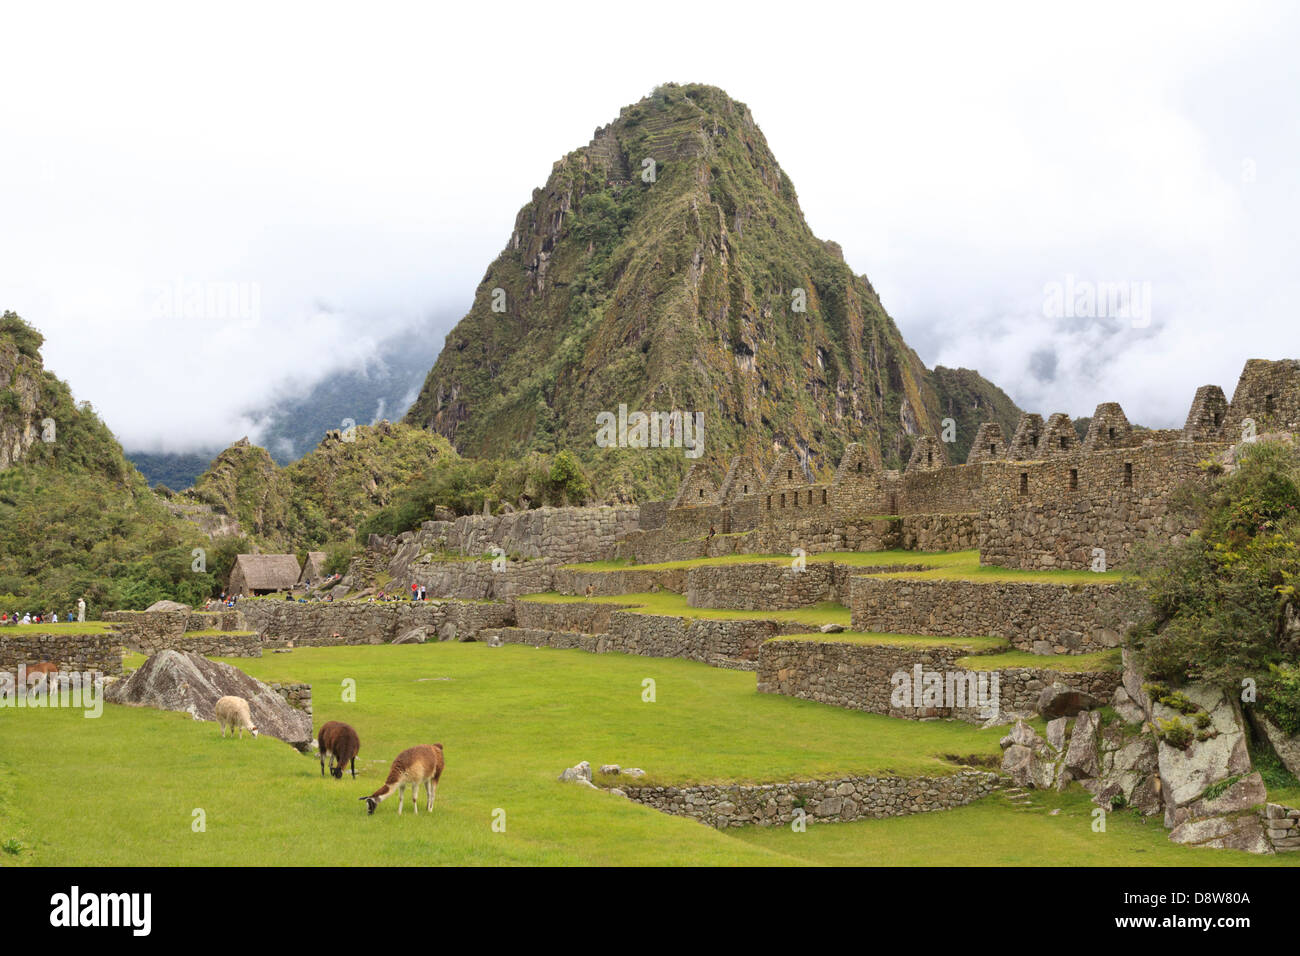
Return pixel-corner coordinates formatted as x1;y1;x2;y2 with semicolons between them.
1;0;1296;452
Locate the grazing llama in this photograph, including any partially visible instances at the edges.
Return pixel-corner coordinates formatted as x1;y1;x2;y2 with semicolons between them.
214;695;259;739
361;744;444;815
317;720;360;779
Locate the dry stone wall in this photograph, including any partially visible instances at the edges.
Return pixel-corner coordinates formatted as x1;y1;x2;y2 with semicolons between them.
621;771;1000;828
850;577;1138;653
757;637;1121;721
0;632;124;675
239;600;514;646
979;442;1219;570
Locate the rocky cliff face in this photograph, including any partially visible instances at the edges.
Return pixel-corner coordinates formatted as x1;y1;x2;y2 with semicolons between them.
0;312;54;470
405;84;1018;499
188;421;457;549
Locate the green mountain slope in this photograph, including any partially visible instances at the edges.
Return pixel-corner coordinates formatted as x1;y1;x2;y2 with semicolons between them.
0;312;219;613
405;83;1018;498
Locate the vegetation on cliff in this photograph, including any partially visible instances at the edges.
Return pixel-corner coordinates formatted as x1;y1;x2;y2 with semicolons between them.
1130;438;1300;735
404;83;1018;500
0;313;221;614
188;422;458;551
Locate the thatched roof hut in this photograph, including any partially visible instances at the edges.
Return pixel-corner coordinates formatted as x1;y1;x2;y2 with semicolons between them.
298;552;327;586
228;554;302;596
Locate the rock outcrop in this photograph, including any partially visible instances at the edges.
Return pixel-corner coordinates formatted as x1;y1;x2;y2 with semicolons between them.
105;650;311;750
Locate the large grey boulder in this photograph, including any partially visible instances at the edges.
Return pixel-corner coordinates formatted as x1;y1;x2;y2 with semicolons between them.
105;650;312;750
1154;686;1252;808
392;626;428;645
145;599;191;612
1064;711;1101;778
1000;720;1058;789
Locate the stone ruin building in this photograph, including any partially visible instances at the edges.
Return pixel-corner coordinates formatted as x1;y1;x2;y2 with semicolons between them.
626;358;1300;571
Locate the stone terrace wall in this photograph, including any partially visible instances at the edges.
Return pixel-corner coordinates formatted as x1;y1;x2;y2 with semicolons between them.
552;567;687;596
621;771;1000;828
898;463;984;515
850;577;1139;654
979;442;1222;570
102;610;260;657
684;562;912;610
492;611;801;668
240;600;514;646
454;506;639;562
0;632;124;675
758;638;975;717
134;631;262;658
102;610;188;645
272;682;312;717
758;638;1123;720
513;600;634;633
617;514;975;566
999;667;1122;713
405;560;557;600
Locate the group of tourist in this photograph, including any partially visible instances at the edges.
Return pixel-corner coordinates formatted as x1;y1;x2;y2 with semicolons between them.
2;609;72;626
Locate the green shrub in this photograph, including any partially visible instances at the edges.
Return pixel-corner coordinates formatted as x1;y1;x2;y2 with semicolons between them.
1156;718;1195;749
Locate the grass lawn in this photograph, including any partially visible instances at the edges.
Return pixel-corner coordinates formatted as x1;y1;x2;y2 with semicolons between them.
731;787;1298;866
2;644;1293;867
565;549;1129;585
520;590;853;628
0;621;115;635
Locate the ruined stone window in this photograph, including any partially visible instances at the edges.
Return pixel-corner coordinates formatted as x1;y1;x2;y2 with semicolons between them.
1069;468;1078;491
1019;473;1028;496
1031;436;1038;449
990;444;996;456
1212;411;1222;427
1059;436;1068;450
856;462;862;473
787;469;793;480
1123;462;1133;488
1266;394;1276;415
780;492;786;508
821;489;827;505
1108;427;1115;441
743;484;749;494
699;488;705;498
766;495;772;511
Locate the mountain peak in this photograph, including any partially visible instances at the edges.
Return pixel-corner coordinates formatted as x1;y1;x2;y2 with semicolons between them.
405;86;1018;499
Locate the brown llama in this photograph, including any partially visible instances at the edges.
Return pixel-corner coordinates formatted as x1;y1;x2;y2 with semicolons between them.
360;744;444;815
318;721;360;780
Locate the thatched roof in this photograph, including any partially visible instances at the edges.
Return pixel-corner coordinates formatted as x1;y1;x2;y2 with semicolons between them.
231;554;301;591
298;551;327;585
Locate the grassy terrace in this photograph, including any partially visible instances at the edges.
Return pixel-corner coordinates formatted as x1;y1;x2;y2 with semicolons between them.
3;642;1292;867
0;621;115;635
520;589;852;629
564;549;1130;585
